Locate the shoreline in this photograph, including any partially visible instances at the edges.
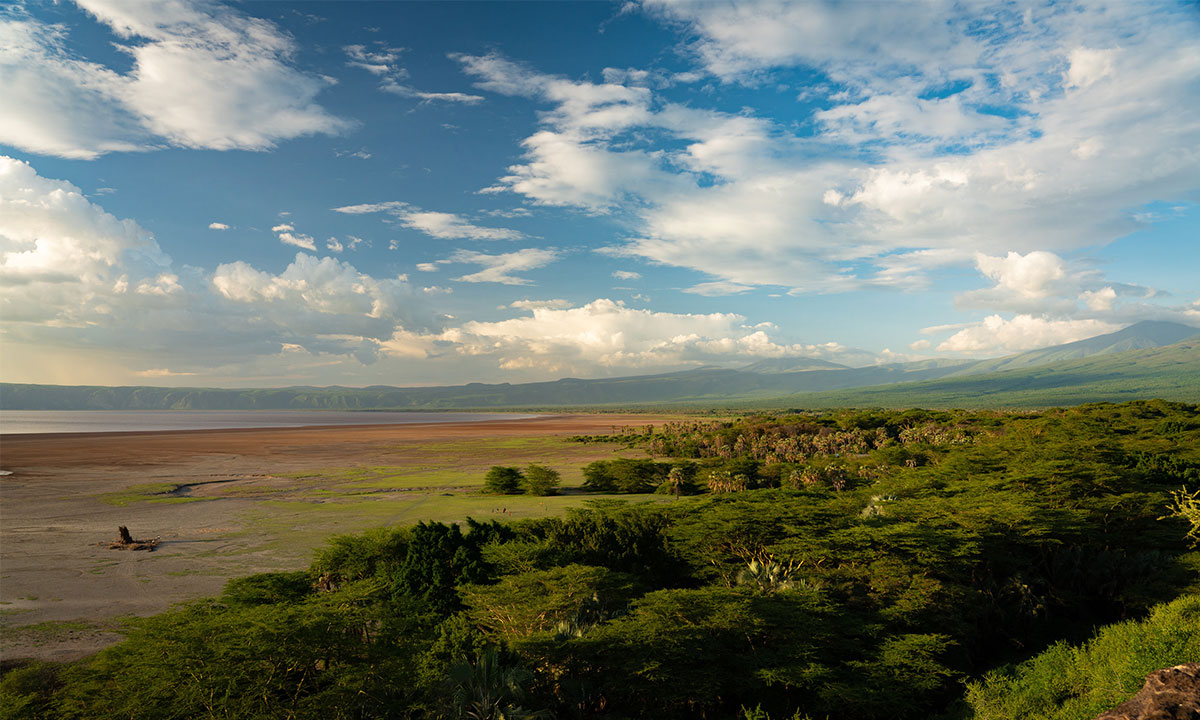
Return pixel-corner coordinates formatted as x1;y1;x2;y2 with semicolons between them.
0;410;552;439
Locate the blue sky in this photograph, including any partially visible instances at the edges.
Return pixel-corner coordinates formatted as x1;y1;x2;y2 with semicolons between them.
1;0;1197;387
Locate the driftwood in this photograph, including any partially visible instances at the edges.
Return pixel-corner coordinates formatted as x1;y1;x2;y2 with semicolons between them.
103;525;160;551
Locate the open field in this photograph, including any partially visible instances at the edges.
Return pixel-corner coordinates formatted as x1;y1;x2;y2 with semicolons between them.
0;414;681;662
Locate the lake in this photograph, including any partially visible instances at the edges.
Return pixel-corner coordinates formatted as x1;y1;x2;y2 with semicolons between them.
0;410;541;435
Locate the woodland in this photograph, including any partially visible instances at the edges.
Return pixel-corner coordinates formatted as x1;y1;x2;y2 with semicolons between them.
3;400;1199;719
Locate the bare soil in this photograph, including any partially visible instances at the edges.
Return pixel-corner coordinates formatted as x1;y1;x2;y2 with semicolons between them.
0;414;671;662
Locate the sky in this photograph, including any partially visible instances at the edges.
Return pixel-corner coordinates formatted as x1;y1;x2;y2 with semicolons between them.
1;0;1197;388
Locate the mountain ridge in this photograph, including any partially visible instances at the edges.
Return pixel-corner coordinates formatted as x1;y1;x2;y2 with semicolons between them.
2;320;1196;411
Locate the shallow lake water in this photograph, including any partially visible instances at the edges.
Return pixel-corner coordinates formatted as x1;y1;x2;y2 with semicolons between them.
0;410;540;434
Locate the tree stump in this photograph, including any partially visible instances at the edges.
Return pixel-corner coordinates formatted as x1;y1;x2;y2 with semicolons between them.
104;526;159;551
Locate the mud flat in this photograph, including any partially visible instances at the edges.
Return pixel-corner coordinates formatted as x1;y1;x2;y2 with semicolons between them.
0;413;674;662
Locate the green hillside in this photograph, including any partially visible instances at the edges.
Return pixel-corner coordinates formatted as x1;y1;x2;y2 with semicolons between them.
782;339;1200;409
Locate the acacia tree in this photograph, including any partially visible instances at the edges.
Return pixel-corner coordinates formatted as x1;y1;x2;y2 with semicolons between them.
484;466;524;495
523;465;561;496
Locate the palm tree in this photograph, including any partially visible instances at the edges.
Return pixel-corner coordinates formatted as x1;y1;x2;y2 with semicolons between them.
448;648;546;720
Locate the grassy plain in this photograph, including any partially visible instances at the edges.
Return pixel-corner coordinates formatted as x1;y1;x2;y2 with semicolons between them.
0;414;684;662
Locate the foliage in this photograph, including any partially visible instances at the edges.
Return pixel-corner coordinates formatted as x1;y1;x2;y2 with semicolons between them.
446;648;543;720
1163;486;1200;546
521;464;560;496
484;466;524;495
965;594;1200;720
580;458;670;493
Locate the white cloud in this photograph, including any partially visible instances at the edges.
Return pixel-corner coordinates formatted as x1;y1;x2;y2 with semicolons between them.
612;270;641;280
1080;286;1117;312
935;314;1122;354
324;235;364;254
953;250;1174;323
974;251;1066;300
1;157;434;370
135;368;197;377
684;281;753;296
333;201;524;240
440;298;879;374
345;44;483;103
208;222;230;230
455;4;1200;299
416;263;439;272
271;223;316;251
212;253;408;318
1065;47;1118;89
0;1;350;158
0;155;173;325
450;248;558;285
508;299;572;310
640;0;973;83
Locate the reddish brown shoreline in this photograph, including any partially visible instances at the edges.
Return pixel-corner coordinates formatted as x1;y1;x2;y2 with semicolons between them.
0;414;655;470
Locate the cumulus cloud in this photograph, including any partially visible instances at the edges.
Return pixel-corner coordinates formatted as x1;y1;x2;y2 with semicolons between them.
952;250;1180;325
934;315;1122;354
0;155;173;325
450;248;558;285
333;201;524;240
208;222;230;230
1;157;434;371
0;0;350;158
441;298;876;374
975;251;1066;300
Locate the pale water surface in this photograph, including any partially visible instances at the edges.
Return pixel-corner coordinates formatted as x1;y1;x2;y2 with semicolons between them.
0;410;540;435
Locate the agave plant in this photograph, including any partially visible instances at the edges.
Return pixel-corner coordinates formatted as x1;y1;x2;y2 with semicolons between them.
737;558;795;593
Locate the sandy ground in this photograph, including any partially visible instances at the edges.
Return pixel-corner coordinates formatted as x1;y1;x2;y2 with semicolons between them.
0;414;671;663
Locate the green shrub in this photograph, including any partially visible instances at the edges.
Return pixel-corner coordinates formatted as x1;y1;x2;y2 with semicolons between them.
966;594;1200;720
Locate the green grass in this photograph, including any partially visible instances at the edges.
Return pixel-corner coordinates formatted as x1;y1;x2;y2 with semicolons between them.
97;482;205;506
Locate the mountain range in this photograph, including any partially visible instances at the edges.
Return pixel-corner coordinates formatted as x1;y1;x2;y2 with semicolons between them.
2;321;1197;411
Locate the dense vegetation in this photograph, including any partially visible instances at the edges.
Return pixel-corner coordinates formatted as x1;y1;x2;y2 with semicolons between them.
4;401;1199;719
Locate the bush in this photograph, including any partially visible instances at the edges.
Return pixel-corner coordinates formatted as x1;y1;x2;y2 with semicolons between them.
484;466;524;494
581;459;669;493
965;594;1200;720
523;464;560;496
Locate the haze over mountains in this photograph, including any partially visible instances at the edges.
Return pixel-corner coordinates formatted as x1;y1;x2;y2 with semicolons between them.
2;321;1197;411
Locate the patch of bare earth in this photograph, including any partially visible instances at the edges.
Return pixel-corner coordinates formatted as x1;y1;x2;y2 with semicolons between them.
0;414;674;662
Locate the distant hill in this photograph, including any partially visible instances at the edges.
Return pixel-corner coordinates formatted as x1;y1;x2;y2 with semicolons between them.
738;357;850;373
780;337;1200;409
944;320;1200;375
1;321;1195;411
